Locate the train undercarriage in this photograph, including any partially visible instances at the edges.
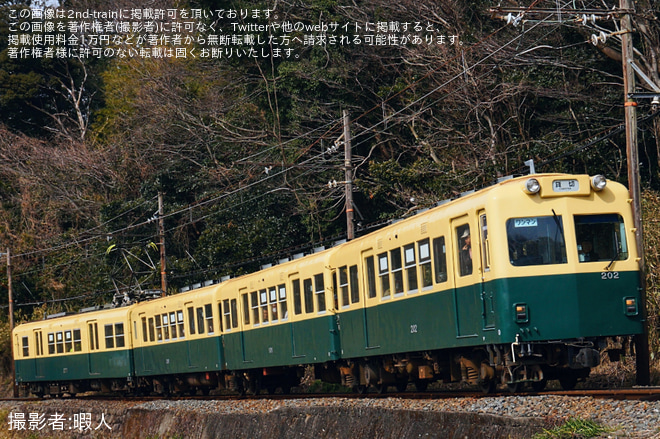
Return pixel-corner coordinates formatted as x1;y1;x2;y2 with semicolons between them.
18;337;629;398
316;337;620;394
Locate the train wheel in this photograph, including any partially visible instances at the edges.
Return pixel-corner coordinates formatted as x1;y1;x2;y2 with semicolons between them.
559;372;578;390
414;380;428;392
479;379;496;394
531;378;547;392
354;385;367;394
375;384;387;394
506;382;521;393
395;381;408;392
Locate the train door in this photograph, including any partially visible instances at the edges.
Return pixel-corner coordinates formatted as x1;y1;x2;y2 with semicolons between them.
451;217;482;339
238;288;255;365
33;329;45;378
86;320;101;375
184;302;199;368
478;210;496;330
288;275;306;359
361;249;381;350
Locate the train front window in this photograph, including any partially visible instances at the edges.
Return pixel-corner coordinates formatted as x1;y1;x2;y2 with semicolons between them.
507;216;567;266
574;214;628;263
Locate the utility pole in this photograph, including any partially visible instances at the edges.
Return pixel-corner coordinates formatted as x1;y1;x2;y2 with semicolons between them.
7;248;13;332
158;192;167;296
620;0;650;386
6;248;17;397
343;110;355;241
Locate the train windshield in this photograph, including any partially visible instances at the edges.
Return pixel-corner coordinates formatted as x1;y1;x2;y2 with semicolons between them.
507;216;567;266
574;214;628;263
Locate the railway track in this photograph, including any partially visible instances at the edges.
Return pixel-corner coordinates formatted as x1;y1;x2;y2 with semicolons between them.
3;386;660;402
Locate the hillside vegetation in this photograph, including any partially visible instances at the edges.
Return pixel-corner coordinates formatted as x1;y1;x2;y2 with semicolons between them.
0;0;659;381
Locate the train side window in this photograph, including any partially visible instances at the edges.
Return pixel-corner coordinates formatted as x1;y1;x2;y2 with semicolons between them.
404;244;418;293
141;317;148;342
205;303;214;334
269;287;278;321
480;213;490;272
418;239;433;289
196;307;205;334
378;253;390;298
115;323;125;348
332;271;338;310
349;265;360;304
223;299;231;331
292;280;302;315
177;311;185;337
48;333;55;354
64;330;72;352
391;248;404;295
34;332;42;356
92;323;99;350
242;293;250;325
73;329;82;351
104;325;114;349
231;299;238;329
433;237;448;283
187;307;196;335
21;336;29;357
365;256;377;298
278;285;288;320
260;290;269;323
162;314;170;340
169;312;177;339
87;324;97;351
339;266;349;307
148;318;155;342
215;302;223;332
315;273;326;313
251;291;260;324
155;315;163;340
457;225;473;276
303;278;314;313
56;332;64;354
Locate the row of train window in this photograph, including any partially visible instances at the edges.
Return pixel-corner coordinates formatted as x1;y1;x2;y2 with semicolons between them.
367;237;448;299
20;323;126;357
20;235;453;354
139;302;240;343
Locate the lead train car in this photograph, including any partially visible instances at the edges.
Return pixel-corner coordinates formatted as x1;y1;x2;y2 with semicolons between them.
13;173;644;396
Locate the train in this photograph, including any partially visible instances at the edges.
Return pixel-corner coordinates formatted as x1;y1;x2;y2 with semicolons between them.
12;173;645;396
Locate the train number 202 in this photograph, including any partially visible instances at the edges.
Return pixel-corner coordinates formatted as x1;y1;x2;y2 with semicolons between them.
410;324;418;334
601;271;619;280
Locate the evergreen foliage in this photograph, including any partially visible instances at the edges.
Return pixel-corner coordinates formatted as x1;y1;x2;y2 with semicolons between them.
0;0;658;368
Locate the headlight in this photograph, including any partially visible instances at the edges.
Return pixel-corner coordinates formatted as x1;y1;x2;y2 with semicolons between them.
523;178;540;194
590;174;607;191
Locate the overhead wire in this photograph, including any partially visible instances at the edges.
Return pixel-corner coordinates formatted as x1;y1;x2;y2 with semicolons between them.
8;0;643;304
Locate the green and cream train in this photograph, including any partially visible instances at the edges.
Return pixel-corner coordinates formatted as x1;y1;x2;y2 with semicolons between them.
13;173;644;396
